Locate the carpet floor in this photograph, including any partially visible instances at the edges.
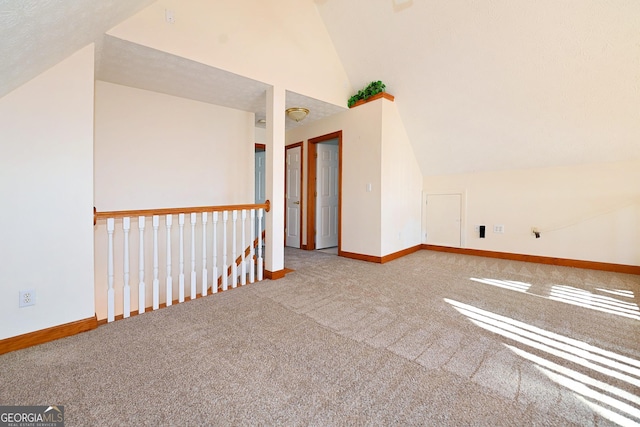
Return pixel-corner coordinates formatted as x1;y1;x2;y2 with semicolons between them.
1;248;639;426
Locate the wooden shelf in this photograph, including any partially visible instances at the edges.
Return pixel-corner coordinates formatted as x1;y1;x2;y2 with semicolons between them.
350;92;395;108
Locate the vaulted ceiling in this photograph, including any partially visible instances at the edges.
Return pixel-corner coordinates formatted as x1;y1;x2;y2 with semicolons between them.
0;0;154;98
316;0;640;175
1;0;638;175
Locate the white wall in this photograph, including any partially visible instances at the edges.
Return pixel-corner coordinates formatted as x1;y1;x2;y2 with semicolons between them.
255;127;266;144
286;97;423;258
0;45;96;340
93;81;256;320
286;100;383;256
94;81;255;210
107;0;351;108
423;160;640;266
381;101;423;254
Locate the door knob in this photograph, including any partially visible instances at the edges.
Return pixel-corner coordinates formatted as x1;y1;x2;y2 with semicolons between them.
293;201;300;205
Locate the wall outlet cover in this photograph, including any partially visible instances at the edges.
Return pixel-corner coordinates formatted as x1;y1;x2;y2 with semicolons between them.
19;289;36;307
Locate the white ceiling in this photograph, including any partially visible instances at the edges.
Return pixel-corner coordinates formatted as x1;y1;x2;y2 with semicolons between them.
2;1;638;174
97;35;269;118
0;1;344;131
0;0;154;98
316;0;640;175
97;35;345;130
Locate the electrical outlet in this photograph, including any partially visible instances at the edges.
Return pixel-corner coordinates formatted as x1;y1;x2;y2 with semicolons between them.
493;225;505;233
19;289;36;308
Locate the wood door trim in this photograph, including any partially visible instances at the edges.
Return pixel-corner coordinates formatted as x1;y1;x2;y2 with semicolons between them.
307;131;342;252
285;142;303;249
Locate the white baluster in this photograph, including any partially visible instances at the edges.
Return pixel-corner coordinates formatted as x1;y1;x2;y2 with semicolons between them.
138;216;145;314
249;209;255;284
222;211;228;291
107;218;115;323
165;214;173;307
190;213;197;300
202;212;208;296
152;215;160;310
257;208;263;281
123;217;131;319
231;210;238;289
178;213;185;303
241;210;247;286
212;212;219;294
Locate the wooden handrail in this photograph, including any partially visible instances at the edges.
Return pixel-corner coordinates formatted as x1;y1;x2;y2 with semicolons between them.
94;200;270;223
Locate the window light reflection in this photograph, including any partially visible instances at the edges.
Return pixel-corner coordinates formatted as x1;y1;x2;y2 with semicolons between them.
540;366;640;422
579;395;640;427
550;285;640;321
469;277;531;293
597;288;635;299
445;299;640;386
470;278;640;321
446;298;640;427
507;345;640;407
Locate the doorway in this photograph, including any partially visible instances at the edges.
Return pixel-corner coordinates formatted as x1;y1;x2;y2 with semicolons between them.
307;131;342;252
285;142;303;248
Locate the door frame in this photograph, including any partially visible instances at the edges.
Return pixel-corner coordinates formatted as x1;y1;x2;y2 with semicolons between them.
285;142;303;248
307;131;342;252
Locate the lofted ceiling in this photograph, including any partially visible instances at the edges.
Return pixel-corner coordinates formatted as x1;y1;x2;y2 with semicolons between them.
0;0;154;98
2;1;638;174
97;35;345;129
0;0;344;131
316;0;640;175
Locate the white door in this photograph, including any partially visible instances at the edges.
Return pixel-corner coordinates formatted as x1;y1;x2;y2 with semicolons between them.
425;194;461;247
285;146;301;248
254;150;266;204
315;141;339;249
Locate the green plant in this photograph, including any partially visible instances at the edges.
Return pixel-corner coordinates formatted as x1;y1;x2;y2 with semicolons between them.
347;80;386;108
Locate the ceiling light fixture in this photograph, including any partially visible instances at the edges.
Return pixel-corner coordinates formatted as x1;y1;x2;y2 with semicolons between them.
286;107;309;122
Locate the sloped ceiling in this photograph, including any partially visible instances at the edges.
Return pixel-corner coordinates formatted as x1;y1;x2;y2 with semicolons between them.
316;0;640;175
0;0;155;98
97;35;345;130
2;1;638;173
0;0;344;130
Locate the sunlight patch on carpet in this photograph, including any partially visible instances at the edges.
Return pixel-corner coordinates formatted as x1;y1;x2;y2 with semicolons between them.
445;298;640;427
470;278;639;321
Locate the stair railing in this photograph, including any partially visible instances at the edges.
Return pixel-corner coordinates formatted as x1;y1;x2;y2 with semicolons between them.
94;201;270;323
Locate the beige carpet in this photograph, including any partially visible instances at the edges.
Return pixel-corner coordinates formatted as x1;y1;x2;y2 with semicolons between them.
1;248;639;426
